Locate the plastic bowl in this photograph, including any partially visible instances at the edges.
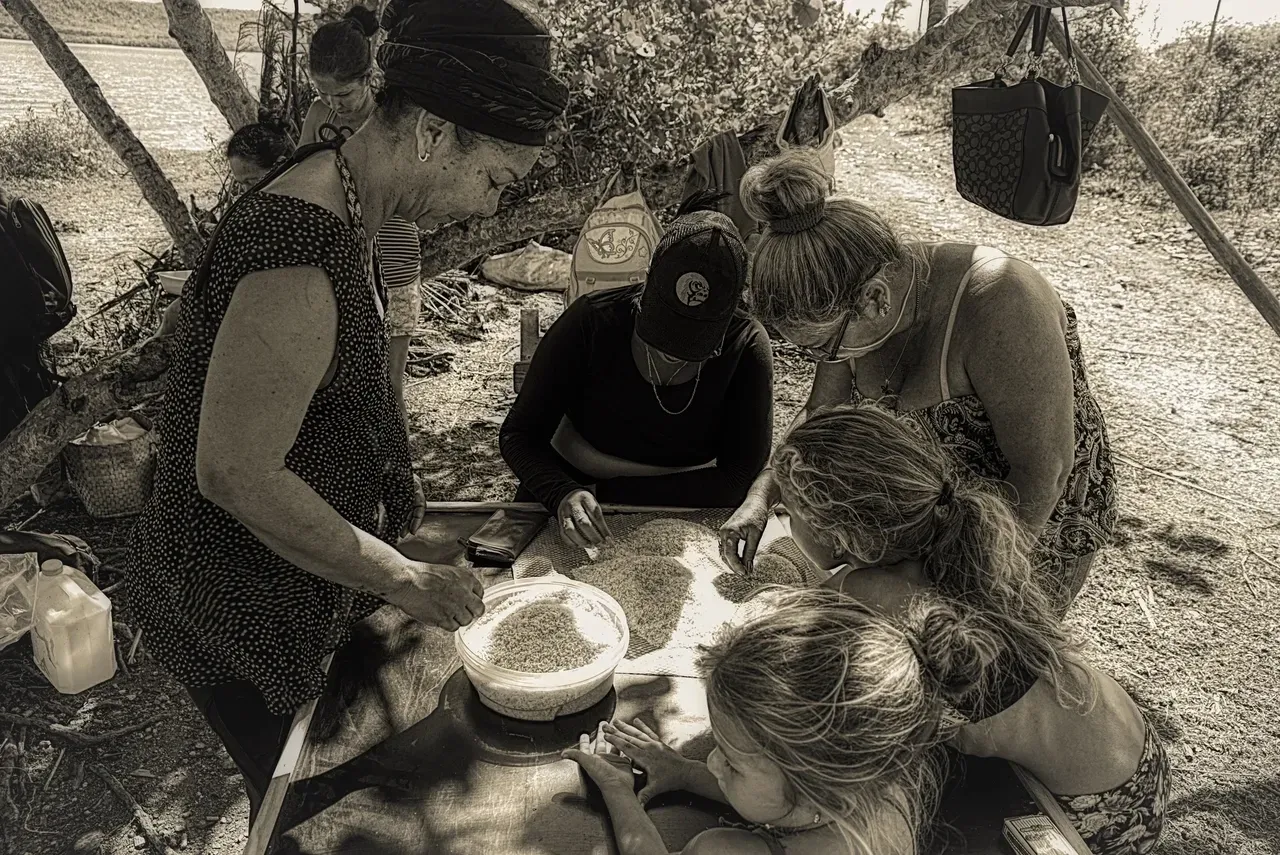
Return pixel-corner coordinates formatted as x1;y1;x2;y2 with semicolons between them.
455;576;629;721
156;270;192;296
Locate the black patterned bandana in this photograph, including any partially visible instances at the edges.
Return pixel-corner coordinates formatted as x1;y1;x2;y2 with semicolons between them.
378;0;569;146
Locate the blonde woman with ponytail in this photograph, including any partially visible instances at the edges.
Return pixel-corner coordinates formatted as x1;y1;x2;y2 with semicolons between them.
565;586;994;855
772;404;1168;855
721;150;1116;614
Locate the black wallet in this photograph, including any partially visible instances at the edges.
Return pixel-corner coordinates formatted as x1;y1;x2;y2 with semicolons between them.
462;509;549;567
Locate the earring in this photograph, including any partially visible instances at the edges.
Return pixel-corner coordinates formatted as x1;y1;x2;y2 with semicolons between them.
418;149;430;163
878;305;889;318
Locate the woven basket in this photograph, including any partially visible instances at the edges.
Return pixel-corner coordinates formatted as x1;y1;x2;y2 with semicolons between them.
63;414;157;519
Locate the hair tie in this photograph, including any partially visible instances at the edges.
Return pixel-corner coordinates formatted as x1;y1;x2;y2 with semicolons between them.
936;480;954;508
770;199;825;234
905;633;927;667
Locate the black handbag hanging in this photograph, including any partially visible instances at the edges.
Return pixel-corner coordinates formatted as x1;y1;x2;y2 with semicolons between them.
951;6;1110;226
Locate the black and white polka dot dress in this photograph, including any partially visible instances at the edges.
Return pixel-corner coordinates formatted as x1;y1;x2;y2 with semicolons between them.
127;148;414;715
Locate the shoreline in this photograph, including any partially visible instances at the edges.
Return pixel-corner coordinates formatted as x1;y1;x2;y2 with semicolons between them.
0;35;262;56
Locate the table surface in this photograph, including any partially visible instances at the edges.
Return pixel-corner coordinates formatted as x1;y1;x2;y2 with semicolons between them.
256;510;1035;855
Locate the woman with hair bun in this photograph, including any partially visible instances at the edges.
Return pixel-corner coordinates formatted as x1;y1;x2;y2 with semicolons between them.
773;404;1167;855
301;4;423;416
720;150;1117;614
567;586;990;855
128;0;568;822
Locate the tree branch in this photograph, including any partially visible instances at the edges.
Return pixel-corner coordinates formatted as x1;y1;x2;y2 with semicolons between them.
419;0;1122;278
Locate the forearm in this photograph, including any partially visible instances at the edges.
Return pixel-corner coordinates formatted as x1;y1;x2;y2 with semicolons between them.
599;786;671;855
677;760;728;803
205;466;411;598
500;429;589;512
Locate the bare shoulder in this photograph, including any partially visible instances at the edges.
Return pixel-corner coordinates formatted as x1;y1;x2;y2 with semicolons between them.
958;249;1066;334
682;827;772;855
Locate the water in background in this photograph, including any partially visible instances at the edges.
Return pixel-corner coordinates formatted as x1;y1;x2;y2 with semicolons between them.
0;38;263;151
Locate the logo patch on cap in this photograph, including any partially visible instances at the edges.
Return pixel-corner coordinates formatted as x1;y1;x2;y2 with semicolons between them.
675;272;710;307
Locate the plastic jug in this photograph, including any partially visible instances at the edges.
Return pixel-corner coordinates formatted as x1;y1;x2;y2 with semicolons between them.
30;560;116;693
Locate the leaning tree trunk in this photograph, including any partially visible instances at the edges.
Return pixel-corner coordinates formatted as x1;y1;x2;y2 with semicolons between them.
419;0;1115;277
162;0;258;132
3;0;204;267
928;0;948;28
0;0;1123;514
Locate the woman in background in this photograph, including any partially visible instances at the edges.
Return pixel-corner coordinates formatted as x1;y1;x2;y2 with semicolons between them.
226;122;293;189
301;5;423;415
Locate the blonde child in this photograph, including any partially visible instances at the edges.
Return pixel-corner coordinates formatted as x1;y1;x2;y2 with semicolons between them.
773;403;1167;855
565;587;994;855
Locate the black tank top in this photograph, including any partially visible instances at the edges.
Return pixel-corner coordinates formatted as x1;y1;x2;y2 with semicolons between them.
127;147;413;714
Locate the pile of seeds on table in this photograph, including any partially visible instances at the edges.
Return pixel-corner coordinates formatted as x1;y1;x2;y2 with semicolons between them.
474;588;620;673
568;556;693;651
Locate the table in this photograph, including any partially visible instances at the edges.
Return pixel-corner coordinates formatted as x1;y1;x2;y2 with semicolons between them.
249;506;1037;855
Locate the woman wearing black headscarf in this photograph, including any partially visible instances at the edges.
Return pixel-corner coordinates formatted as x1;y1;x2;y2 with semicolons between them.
127;0;568;822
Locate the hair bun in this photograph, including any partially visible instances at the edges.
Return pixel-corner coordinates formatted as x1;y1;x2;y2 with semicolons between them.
740;149;832;235
344;4;381;37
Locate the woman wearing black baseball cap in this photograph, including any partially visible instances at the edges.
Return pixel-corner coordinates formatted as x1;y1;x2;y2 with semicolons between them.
500;194;775;546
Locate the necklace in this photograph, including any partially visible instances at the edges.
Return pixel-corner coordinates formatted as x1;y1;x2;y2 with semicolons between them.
644;346;701;416
878;273;921;400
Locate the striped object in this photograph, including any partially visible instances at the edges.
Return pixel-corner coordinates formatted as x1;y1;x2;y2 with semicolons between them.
375;216;422;289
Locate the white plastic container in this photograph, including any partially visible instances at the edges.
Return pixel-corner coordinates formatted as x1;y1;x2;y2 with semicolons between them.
156;270;191;296
30;560;117;694
455;577;629;721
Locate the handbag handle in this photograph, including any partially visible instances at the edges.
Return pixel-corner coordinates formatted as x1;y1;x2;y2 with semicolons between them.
1003;6;1038;62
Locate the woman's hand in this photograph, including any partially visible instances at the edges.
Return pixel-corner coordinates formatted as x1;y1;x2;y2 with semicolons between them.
563;727;636;795
406;471;426;538
557;489;611;548
385;561;485;632
720;494;772;573
603;719;695;805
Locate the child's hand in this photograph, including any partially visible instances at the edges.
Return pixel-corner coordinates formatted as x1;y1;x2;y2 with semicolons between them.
563;726;636;795
603;719;694;805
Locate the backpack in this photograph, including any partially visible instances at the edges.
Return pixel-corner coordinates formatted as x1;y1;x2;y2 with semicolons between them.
566;170;663;307
0;196;76;344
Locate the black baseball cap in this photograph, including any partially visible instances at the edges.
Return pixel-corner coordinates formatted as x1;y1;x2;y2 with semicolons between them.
636;210;748;362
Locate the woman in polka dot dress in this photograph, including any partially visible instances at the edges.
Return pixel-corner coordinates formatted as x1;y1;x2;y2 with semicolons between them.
126;0;568;823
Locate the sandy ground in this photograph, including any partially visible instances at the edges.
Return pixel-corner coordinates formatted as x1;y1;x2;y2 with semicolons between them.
3;103;1279;855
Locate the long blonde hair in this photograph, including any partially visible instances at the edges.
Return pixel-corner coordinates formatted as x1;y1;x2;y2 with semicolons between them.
740;149;925;331
700;586;1002;854
773;404;1089;709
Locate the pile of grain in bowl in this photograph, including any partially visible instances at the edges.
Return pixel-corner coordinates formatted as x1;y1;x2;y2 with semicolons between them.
472;588;620;673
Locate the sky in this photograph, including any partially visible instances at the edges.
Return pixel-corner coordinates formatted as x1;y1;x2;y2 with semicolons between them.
847;0;1276;44
174;0;1279;45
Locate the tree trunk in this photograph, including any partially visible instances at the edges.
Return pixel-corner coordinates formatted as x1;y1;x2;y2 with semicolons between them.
0;337;174;514
161;0;259;132
3;0;204;267
0;0;1127;514
928;0;948;29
